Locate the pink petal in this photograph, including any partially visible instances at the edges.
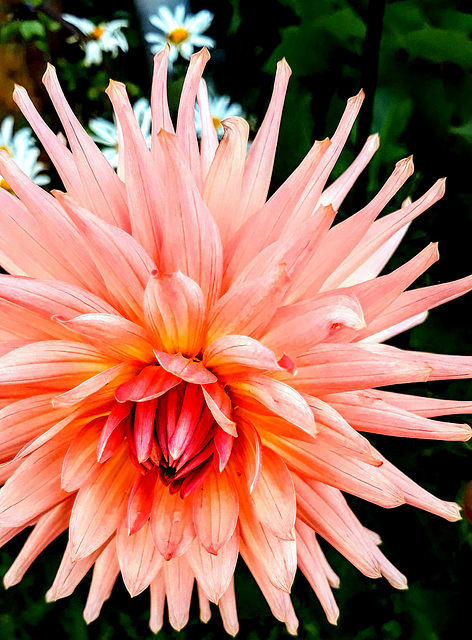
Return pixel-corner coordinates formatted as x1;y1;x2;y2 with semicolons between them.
83;539;120;623
42;64;130;231
192;468;239;554
207;262;290;343
55;192;155;323
144;270;206;358
115;365;181;402
151;482;195;559
127;467;158;535
154;130;223;308
46;540;104;602
202;117;249;247
296;521;340;625
0;438;70;528
106;80;164;263
116;520;163;596
155;351;217;384
163;555;195;631
239;59;292;223
187;528;239;603
239;487;297;593
223;137;330;281
203;334;283;377
176;48;210;188
201;382;237;436
150;46;174;136
197;78;219;177
250;447;296;541
325;390;472;441
69;444;137;560
3;498;73;588
228;374;316;435
61;418;104;491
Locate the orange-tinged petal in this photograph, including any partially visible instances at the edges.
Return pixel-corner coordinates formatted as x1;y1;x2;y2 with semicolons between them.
0;438;70;528
115;365;181;403
192;468;239;554
239;59;292;224
203;335;283;377
151;482;195;559
106;80;164;264
61;418;104;491
203;117;249;247
163;555;195;631
228;418;262;494
176;48;210;188
187;527;239;603
207;263;290;343
83;539;120;624
201;382;237;436
250;447;296;541
155;351;217;384
239;487;297;594
296;521;340;625
55;313;155;363
263;431;404;508
13;83;84;205
127;467;158;535
46;540;104;602
229;374;316;435
56;192;155;323
3;497;73;588
325;390;472;441
150;46;174;136
154;130;223;308
262;291;365;357
224;137;331;280
69;444;137;560
0;340;117;397
42;64;130;231
117;520;163;596
0;394;70;463
144;270;206;358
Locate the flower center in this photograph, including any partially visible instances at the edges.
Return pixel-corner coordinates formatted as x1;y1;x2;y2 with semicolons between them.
0;178;12;192
168;27;189;45
212;116;222;131
102;378;232;498
90;26;105;40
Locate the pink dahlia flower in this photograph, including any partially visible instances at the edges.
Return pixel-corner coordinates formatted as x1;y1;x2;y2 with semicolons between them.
0;47;471;635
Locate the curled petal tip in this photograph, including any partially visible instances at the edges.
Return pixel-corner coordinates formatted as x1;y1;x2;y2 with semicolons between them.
277;57;292;75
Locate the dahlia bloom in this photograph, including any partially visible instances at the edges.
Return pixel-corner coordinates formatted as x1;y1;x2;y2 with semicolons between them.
0;47;472;635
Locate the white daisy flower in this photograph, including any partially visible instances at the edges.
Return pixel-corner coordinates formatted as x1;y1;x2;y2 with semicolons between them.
145;4;215;68
88;98;152;168
62;14;128;67
195;93;244;138
0;116;49;191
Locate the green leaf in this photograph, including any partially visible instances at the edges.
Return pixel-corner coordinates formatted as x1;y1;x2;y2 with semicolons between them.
404;27;472;68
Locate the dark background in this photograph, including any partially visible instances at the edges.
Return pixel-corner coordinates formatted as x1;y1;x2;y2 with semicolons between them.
0;0;472;638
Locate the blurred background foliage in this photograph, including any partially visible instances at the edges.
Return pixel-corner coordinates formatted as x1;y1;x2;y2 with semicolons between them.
0;0;472;638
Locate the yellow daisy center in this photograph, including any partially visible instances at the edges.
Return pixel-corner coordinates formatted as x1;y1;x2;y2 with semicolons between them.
168;27;189;45
90;26;104;40
0;147;12;191
0;178;12;192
